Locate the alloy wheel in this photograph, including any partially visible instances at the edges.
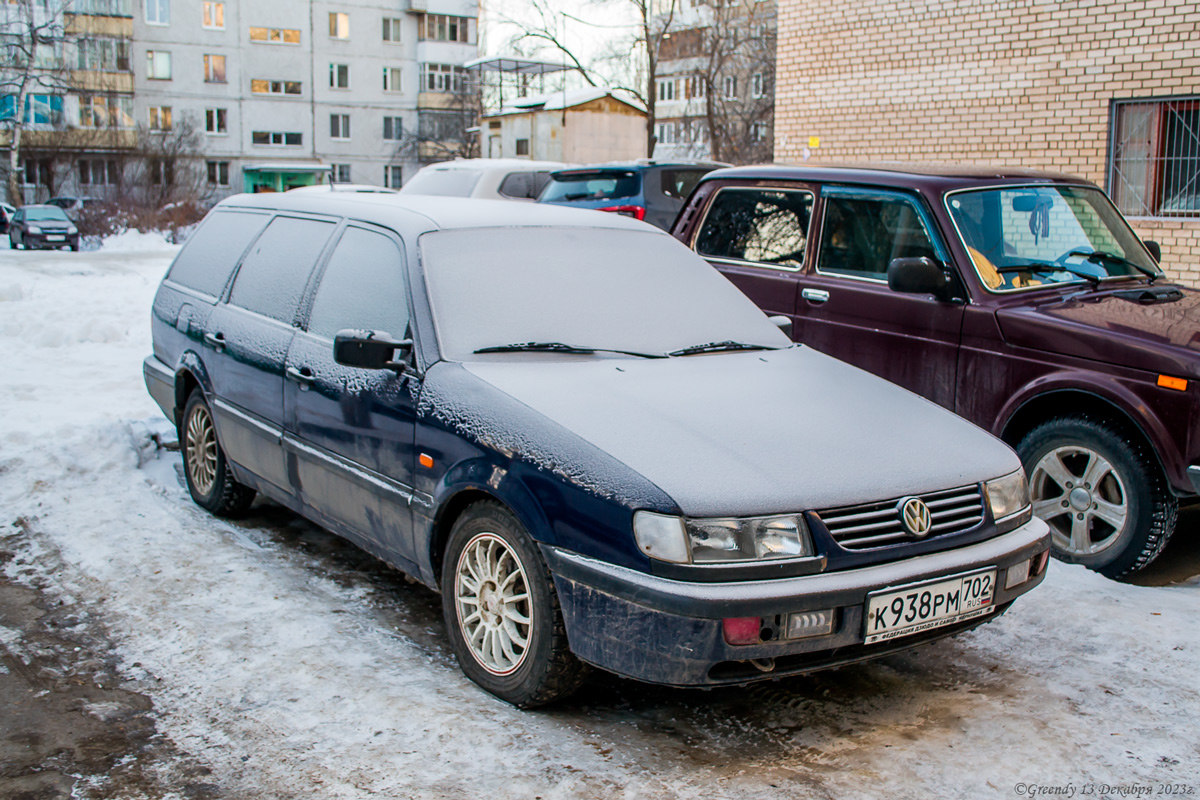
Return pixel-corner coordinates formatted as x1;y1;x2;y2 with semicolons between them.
1030;445;1129;556
454;532;532;676
185;404;218;496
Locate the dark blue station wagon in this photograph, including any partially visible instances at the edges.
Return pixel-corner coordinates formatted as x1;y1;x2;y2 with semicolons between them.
144;193;1050;706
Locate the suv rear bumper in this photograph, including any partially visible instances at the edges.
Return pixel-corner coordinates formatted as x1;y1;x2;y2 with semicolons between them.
144;354;176;423
543;517;1049;686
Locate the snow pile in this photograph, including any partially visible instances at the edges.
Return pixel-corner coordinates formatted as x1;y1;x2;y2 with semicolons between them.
99;228;183;253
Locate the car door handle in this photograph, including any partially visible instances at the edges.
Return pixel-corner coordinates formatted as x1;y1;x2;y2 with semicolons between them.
802;288;830;304
203;332;226;350
286;366;315;388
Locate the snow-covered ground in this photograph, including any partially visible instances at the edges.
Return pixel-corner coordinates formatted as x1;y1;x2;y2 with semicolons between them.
0;244;1197;798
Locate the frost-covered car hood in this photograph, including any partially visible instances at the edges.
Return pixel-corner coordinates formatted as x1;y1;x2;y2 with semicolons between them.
996;285;1200;379
453;346;1020;517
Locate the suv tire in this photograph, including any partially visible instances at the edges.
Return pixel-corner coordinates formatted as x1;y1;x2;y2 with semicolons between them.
441;500;588;707
181;388;256;517
1018;416;1177;579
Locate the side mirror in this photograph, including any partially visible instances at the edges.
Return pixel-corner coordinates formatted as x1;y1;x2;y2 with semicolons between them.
767;314;793;338
888;256;951;299
1144;239;1162;264
333;329;412;371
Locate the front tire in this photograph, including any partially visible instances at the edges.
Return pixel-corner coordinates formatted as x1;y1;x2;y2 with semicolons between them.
181;388;255;517
441;501;587;707
1018;416;1177;579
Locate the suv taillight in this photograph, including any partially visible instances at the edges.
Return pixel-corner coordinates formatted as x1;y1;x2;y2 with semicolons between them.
598;205;646;221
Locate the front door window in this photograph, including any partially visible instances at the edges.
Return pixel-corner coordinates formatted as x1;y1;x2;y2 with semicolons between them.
817;192;941;280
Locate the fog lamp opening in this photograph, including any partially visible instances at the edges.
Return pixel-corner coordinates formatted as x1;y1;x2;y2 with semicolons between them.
722;617;762;646
1005;558;1032;590
785;609;835;640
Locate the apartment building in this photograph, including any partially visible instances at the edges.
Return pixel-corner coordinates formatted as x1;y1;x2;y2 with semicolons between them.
652;0;775;165
134;0;478;199
774;0;1200;286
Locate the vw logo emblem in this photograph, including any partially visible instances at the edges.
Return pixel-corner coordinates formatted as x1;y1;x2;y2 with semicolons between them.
898;497;932;538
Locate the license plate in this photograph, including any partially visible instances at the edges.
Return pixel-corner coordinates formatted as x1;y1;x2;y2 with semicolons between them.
864;569;996;644
46;235;64;241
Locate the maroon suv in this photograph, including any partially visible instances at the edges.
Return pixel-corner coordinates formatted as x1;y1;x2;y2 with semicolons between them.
673;164;1199;579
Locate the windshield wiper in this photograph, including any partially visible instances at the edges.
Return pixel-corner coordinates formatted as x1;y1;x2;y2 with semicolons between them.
474;341;665;358
1067;250;1158;281
996;262;1102;286
668;340;779;357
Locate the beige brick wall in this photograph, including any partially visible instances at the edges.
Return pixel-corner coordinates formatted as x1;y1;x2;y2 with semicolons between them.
774;0;1200;286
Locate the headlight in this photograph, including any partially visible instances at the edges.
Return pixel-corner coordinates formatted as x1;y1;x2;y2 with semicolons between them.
634;511;814;564
67;225;77;234
26;225;41;234
986;470;1031;521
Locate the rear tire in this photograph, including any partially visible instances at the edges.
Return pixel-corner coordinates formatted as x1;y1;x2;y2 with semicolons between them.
181;388;255;517
441;501;588;707
1018;416;1177;579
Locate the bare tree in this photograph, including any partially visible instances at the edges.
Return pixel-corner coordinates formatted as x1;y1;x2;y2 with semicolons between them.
392;70;481;165
125;114;209;209
0;0;76;204
696;0;775;164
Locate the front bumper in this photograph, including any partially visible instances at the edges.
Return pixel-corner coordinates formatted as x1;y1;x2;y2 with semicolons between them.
545;517;1049;686
21;231;77;248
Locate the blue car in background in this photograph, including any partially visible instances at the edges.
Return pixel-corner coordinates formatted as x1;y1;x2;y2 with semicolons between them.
538;160;725;230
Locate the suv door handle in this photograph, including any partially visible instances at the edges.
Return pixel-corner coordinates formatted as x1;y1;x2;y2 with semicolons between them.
203;332;226;350
802;288;830;304
286;366;315;388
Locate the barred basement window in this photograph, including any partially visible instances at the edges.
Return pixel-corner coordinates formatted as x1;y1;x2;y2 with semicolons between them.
1109;96;1200;218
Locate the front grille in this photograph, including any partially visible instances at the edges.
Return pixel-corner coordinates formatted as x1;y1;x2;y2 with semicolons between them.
816;484;985;550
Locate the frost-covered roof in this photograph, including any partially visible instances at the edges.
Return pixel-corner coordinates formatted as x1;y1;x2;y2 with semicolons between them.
488;87;646;116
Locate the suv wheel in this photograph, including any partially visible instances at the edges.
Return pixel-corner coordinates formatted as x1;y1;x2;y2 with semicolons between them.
1018;416;1177;579
181;388;256;517
441;501;587;707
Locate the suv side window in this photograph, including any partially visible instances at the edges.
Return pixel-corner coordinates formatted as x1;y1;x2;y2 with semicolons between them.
167;210;270;298
660;169;709;200
307;227;409;340
228;216;336;322
498;171;539;199
817;192;940;281
695;188;814;269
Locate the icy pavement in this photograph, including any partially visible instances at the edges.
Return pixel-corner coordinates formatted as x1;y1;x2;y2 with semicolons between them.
0;245;1197;799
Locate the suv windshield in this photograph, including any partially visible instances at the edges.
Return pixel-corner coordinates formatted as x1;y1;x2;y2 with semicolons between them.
25;207;71;222
420;227;786;360
539;171;640;202
947;185;1161;291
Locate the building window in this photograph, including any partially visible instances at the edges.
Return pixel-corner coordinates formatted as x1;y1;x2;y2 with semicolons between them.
723;75;737;100
251;79;302;96
203;1;223;29
74;0;134;14
146;50;171;80
421;63;464;93
252;131;303;146
382;17;402;43
382;67;402;92
146;0;169;25
249;27;301;44
684;75;706;100
329;12;349;39
751;121;766;141
78;159;118;186
330;63;350;89
656;78;676;103
751;72;763;99
203;54;226;83
331;164;351;183
330;114;350;140
420;14;470;43
207;160;230;186
656;121;677;144
1110;96;1200;218
4;94;64;125
385;165;403;188
515;138;529;156
149;105;172;131
205;107;227;134
77;38;131;72
383;116;403;140
149;159;174;186
79;94;134;128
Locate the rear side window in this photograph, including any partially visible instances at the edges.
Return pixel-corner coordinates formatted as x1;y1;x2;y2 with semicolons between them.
229;216;336;322
695;188;814;268
660;169;709;200
498;171;552;200
307;227;410;340
168;210;269;297
539;171;640;202
817;193;939;280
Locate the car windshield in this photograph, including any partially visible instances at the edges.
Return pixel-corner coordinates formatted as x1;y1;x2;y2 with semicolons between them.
25;207;71;222
946;185;1161;291
400;169;483;197
539;172;640;202
421;227;789;361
